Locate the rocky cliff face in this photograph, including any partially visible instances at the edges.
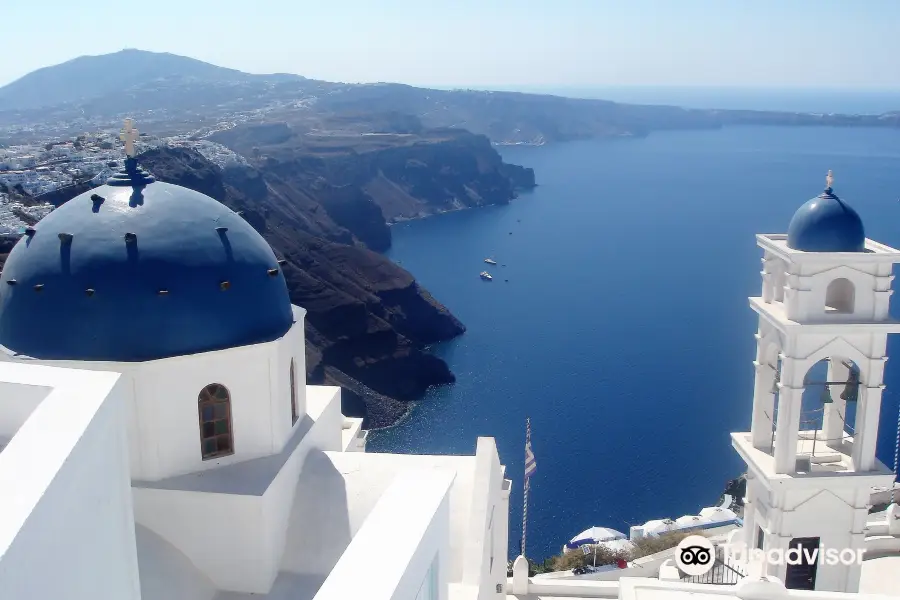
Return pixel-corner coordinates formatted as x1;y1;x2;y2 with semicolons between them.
135;147;469;427
0;139;533;428
720;474;746;513
210;121;536;225
301;131;536;223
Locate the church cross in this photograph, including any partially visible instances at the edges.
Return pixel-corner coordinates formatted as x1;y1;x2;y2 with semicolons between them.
120;119;139;158
826;169;834;189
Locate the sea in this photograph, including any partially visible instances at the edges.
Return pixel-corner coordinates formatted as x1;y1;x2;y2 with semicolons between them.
366;88;900;560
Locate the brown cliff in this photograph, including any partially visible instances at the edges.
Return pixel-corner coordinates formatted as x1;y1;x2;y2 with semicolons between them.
137;147;465;428
209;119;536;225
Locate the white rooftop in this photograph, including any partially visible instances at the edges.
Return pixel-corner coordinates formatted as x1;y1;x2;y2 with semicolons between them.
757;234;900;263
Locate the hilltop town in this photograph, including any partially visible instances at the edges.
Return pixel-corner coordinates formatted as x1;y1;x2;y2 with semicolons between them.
0;130;248;234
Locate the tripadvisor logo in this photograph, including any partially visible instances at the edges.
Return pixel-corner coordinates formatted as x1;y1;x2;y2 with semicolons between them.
675;535;866;575
725;541;865;567
675;536;715;576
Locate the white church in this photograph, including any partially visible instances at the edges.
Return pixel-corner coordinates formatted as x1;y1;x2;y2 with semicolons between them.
0;124;898;600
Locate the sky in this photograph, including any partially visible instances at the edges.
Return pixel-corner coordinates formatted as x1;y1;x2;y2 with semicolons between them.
2;0;899;90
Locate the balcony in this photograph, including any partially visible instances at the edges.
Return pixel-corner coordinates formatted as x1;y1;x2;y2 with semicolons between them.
732;430;895;483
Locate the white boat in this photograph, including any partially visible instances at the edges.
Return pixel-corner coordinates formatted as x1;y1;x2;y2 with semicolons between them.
480;271;493;281
484;258;497;265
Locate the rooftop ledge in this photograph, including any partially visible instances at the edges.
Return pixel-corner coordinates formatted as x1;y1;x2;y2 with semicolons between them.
341;417;366;452
749;297;900;333
731;432;895;486
0;364;124;560
757;234;900;263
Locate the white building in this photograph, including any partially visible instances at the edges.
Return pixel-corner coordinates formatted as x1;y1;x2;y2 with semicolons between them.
0;170;26;186
733;171;900;593
0;145;511;600
14;154;37;168
0;131;897;600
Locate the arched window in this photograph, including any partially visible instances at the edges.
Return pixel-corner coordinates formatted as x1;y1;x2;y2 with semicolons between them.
290;359;299;425
825;278;855;314
198;383;234;460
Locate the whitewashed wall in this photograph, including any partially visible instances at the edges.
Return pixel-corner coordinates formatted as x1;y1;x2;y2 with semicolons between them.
0;366;141;600
261;386;343;580
0;381;50;438
459;437;510;599
0;309;308;481
132;385;341;594
746;470;893;593
770;485;870;593
133;487;270;593
313;469;455;600
136;341;277;477
756;236;899;325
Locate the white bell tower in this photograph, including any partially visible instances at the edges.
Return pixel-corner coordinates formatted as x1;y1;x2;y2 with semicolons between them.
732;172;900;593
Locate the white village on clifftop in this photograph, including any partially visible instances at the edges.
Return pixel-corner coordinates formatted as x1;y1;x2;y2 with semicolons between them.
0;122;899;600
0;121;248;235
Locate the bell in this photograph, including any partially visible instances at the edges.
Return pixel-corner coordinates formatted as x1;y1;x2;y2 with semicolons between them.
840;378;859;403
770;370;781;395
821;387;833;404
840;371;860;402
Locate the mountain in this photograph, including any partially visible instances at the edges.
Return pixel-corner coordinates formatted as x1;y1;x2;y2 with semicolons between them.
0;49;303;112
2;49;898;146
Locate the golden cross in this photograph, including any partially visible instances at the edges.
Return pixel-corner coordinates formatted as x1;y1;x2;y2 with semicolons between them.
826;169;834;189
120;119;139;158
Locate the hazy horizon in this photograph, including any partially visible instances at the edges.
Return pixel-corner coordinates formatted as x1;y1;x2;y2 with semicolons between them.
2;0;898;90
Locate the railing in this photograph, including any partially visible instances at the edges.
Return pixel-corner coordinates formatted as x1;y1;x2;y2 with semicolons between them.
682;546;746;586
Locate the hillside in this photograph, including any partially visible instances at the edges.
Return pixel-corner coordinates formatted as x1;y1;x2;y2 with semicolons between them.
0;49;303;112
209;119;536;224
2;49;898;145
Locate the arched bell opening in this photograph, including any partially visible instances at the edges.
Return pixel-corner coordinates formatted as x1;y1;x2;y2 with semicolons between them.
825;277;855;314
767;356;860;471
796;357;860;468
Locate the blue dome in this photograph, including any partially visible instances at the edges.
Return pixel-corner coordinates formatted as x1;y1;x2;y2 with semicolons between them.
786;187;865;253
0;165;294;362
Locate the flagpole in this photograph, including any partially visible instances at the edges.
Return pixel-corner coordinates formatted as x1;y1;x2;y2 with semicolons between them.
521;417;532;557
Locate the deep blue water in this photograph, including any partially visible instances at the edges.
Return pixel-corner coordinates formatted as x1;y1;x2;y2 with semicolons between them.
366;124;900;560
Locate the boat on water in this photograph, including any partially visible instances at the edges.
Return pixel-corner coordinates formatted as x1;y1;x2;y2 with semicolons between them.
484;258;497;265
480;271;493;281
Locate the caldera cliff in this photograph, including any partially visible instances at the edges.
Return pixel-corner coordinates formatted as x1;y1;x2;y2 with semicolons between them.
0;131;535;428
209;118;536;226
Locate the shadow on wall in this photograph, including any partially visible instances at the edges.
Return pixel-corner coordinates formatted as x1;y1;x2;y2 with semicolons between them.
136;523;217;600
272;449;352;600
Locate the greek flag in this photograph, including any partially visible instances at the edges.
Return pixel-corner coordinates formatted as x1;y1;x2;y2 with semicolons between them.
525;437;536;479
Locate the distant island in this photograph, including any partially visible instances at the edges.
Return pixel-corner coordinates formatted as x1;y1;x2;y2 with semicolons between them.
0;49;898;147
